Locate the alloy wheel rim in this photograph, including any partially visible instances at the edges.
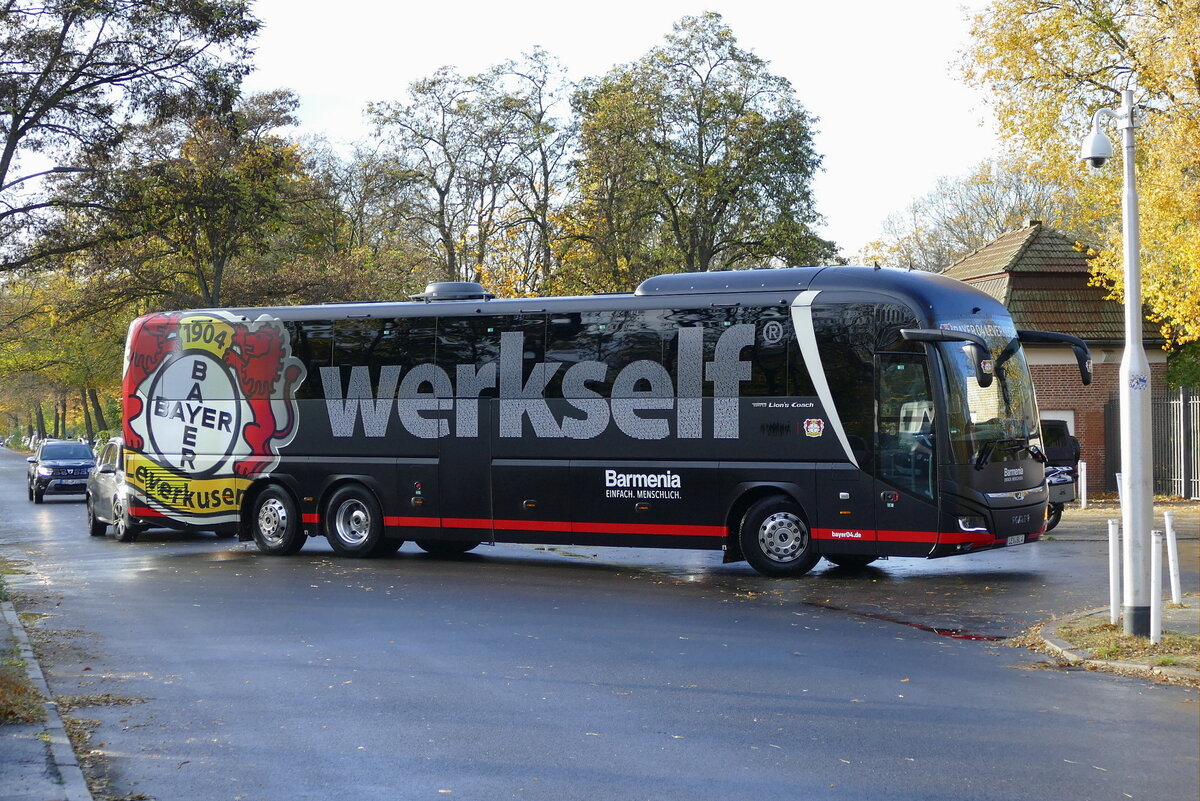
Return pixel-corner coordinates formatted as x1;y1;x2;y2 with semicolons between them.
333;499;370;546
758;511;807;563
258;498;288;546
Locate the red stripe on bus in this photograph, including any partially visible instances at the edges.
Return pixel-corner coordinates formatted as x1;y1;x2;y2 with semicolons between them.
382;516;442;528
813;528;945;544
572;521;726;537
391;516;725;538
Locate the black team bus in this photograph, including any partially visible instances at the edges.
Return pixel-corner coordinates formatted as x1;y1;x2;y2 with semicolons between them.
111;266;1092;577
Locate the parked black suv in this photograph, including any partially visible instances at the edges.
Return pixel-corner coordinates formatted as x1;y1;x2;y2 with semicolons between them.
26;439;96;503
1040;419;1081;531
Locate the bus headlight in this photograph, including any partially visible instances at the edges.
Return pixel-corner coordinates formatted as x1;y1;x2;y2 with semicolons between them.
957;516;988;533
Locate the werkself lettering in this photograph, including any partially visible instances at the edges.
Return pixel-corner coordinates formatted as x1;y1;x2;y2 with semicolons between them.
321;325;754;441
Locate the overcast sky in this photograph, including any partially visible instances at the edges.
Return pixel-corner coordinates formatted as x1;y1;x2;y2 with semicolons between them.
243;0;996;260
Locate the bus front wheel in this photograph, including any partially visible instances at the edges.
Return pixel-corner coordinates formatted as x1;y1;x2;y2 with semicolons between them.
325;485;386;558
739;497;819;578
252;486;306;556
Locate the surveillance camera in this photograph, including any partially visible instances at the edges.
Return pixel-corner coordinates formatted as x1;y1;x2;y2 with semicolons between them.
1079;128;1113;169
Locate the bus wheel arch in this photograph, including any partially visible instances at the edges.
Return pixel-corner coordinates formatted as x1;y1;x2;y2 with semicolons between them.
723;485;805;564
736;493;819;578
247;482;306;556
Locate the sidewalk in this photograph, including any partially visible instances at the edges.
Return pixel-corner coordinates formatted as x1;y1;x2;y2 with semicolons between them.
1037;603;1200;685
1;599;92;801
1031;496;1200;685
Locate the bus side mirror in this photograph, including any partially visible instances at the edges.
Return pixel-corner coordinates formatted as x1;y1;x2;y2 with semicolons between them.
964;342;994;388
1017;330;1092;386
900;328;994;389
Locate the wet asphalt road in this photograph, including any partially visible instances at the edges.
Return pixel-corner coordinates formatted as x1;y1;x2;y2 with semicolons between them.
1;446;1197;801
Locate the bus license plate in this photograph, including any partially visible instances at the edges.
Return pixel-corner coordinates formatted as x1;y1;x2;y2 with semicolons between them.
1006;535;1024;547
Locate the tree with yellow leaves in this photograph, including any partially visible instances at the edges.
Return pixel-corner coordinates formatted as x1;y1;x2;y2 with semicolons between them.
964;0;1199;347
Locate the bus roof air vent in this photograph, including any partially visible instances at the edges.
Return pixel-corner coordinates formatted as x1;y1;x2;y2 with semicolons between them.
410;282;497;302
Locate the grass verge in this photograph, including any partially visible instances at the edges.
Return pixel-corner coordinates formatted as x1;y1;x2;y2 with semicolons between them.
0;559;46;725
1056;618;1200;670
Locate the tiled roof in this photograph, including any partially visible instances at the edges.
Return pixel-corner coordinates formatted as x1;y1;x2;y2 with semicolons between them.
944;221;1091;281
944;221;1161;342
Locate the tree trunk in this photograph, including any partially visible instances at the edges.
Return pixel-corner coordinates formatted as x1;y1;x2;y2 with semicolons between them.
59;391;69;438
80;387;95;444
89;389;109;432
35;404;47;439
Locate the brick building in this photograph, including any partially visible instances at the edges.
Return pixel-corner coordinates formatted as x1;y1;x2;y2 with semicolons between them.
943;220;1167;496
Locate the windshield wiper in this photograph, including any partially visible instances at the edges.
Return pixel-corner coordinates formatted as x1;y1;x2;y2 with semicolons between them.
974;437;1025;470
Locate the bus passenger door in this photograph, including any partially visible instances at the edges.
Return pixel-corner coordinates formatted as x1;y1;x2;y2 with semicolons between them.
874;352;940;555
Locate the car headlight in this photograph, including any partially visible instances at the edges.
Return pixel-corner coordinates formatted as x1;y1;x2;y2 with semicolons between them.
37;465;54;477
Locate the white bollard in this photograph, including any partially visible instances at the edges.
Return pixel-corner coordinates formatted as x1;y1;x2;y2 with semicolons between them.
1150;530;1163;645
1078;461;1088;509
1164;511;1182;605
1108;519;1121;626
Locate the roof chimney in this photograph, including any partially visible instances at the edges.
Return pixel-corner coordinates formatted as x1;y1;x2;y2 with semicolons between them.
1027;219;1043;227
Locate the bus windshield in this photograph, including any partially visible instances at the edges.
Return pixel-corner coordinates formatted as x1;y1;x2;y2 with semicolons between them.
937;316;1040;466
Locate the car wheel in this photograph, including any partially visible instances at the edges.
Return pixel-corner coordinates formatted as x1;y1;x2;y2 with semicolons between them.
415;539;480;556
1045;502;1063;532
27;482;33;501
324;485;387;558
33;488;44;504
86;495;107;537
251;486;306;556
112;498;141;543
739;496;820;578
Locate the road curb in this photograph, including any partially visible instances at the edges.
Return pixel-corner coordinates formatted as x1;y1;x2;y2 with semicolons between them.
1039;606;1200;685
2;599;94;801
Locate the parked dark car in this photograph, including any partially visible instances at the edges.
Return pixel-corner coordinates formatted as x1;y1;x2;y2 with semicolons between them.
86;437;143;542
1040;419;1081;531
26;439;95;503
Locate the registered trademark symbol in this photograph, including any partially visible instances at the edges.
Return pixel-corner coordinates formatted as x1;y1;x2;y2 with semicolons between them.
762;320;785;345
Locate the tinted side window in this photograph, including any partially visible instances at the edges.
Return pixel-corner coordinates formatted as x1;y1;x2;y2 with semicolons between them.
439;314;546;397
287;321;333;400
334;318;436;369
545;310;669;398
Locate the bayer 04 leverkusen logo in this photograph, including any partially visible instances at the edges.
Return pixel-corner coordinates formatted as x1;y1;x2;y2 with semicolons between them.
123;311;305;525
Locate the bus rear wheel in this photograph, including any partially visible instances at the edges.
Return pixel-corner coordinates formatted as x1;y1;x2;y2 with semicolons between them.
416;539;480;556
325;485;387;558
252;486;306;555
739;497;819;578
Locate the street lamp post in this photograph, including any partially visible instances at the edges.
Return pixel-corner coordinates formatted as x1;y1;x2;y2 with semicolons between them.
1080;87;1153;637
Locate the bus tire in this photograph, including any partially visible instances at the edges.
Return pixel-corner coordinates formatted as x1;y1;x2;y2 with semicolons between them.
252;486;306;556
739;496;819;578
325;484;386;558
824;555;878;570
416;539;480;556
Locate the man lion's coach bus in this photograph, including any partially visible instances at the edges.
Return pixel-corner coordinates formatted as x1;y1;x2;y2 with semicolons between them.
109;266;1091;577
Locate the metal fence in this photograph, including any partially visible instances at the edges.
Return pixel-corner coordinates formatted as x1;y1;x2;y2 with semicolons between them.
1105;387;1199;499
